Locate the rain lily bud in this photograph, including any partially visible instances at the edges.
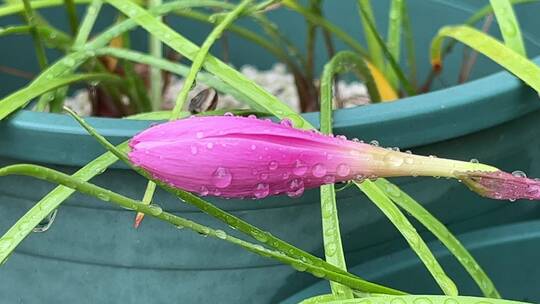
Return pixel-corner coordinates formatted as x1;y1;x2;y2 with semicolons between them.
128;116;540;201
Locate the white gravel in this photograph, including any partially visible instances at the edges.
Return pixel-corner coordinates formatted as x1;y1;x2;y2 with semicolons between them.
65;63;370;116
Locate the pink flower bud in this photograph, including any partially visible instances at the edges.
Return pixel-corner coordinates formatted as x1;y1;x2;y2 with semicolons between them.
128;116;540;201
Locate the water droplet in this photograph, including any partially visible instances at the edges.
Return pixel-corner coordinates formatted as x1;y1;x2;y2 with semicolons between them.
512;170;527;178
0;237;13;253
370;140;379;147
336;164;351;177
252;230;269;242
206;142;214;149
198;227;210;236
199;186;209;196
148;204;162;216
470;158;479;163
390;298;407;304
443;299;458;304
280;118;293;127
336;135;347;140
323;175;335;184
175;225;185;230
413;297;433;304
215;229;227;239
287;179;304;198
196;131;204;138
259;173;269;180
212;167;232;188
224;112;234;117
97;192;110;201
254;183;270;199
247;114;257;119
250;144;256;150
268;161;278;171
384;152;404;167
190;145;198;155
312;163;327;177
293;160;308;176
292;262;307;272
282;172;290;180
324;241;337;256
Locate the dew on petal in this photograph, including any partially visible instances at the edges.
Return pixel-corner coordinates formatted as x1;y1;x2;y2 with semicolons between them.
206;142;214;149
199;186;209;196
259;173;269;180
268;161;279;171
254;183;270;199
323;175;335;184
512;170;527;178
312;163;327;178
287;179;305;198
190;145;198;155
196;131;204;139
336;163;350;177
280;118;293;128
212;167;232;188
293;160;308;176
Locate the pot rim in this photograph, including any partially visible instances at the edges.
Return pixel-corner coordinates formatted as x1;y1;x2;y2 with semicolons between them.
4;56;540;149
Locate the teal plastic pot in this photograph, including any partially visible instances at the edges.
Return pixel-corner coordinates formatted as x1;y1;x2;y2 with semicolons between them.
281;217;540;303
2;1;540;303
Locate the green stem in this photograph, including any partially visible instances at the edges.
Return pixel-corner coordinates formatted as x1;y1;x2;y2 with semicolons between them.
73;0;102;48
22;0;48;70
63;0;79;35
149;0;163;110
357;0;384;70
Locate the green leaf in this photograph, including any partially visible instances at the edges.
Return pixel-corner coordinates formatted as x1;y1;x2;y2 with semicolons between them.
355;180;458;296
357;0;384;70
22;0;48;70
489;0;526;56
373;179;500;298
319;51;358;298
0;73;121;120
105;0;308;127
301;295;532;304
0;25;72;49
430;25;540;93
170;0;252;119
385;0;403;88
357;1;415;95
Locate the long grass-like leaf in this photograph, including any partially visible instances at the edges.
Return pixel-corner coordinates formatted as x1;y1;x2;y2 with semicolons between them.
385;0;403;88
63;0;79;35
73;0;103;47
148;0;163;110
319;52;358;298
430;25;540;93
401;1;416;89
357;0;384;70
489;0;526;56
0;73;121;119
0;163;392;292
22;0;48;70
355;180;458;296
373;179;500;298
357;3;414;95
300;295;531;304
0;25;72;49
105;0;309;127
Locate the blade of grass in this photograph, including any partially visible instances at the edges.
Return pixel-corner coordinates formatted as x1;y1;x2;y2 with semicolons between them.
22;0;48;70
355;180;458;296
148;0;163;110
373;178;500;298
63;107;406;295
356;0;384;70
63;0;79;35
0;73;121;119
0;163;396;292
401;1;416;89
300;295;531;304
489;0;526;56
385;0;403;88
430;25;540;93
357;2;414;96
104;0;307;127
73;0;102;47
319;52;365;299
0;25;72;49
